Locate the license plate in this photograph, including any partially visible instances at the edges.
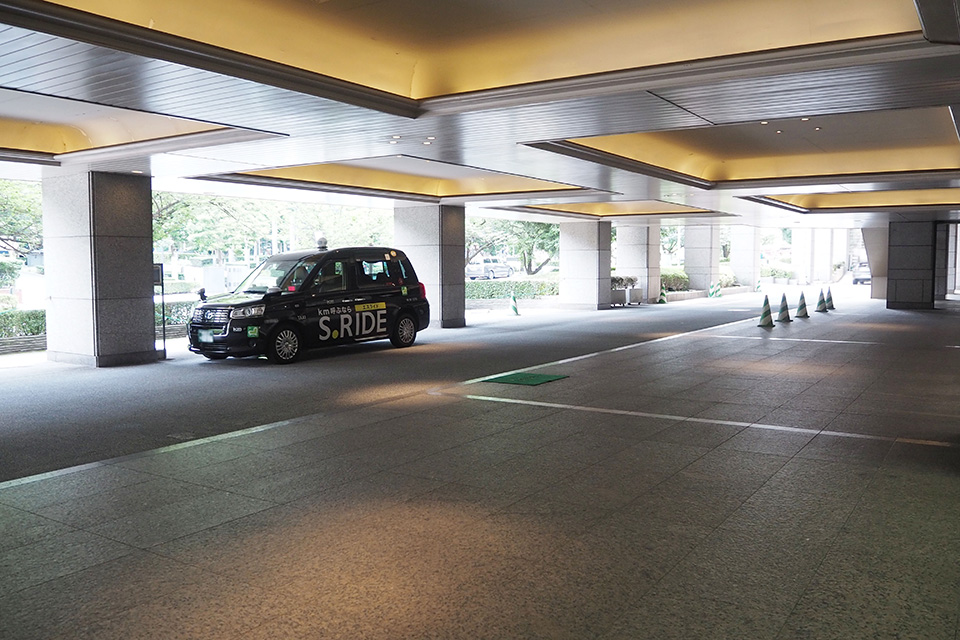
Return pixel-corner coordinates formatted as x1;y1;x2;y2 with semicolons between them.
198;329;218;342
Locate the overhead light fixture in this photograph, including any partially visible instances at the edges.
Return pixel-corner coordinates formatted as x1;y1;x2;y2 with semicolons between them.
426;136;436;140
801;117;810;121
760;121;768;125
423;141;432;145
776;130;782;134
389;141;398;145
391;135;401;139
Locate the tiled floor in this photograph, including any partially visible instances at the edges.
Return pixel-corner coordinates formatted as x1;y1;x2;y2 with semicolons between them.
2;299;959;639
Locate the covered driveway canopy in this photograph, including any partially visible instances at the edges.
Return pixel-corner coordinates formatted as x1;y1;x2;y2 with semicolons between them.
0;0;959;229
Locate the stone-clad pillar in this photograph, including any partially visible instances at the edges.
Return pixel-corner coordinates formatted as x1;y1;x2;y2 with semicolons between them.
42;170;157;366
886;220;936;309
730;226;760;289
616;223;660;303
394;204;465;328
684;225;721;291
560;221;611;309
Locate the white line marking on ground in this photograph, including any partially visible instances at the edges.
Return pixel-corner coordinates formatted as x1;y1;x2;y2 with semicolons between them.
450;392;956;449
711;335;881;345
459;316;757;385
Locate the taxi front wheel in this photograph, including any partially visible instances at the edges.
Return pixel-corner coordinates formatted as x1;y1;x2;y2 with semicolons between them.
390;313;417;348
267;324;302;364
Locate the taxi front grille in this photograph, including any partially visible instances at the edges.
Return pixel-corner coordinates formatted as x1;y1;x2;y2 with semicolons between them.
193;308;230;325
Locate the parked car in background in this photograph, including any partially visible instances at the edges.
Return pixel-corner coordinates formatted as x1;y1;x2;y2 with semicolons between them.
852;262;871;285
465;256;513;280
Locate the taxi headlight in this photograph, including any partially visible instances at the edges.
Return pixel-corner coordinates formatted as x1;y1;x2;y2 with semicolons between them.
230;305;265;319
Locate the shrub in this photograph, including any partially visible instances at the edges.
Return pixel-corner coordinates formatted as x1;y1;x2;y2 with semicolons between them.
0;294;16;312
718;267;739;288
660;268;689;291
0;261;22;288
465;280;559;299
0;309;46;338
159;280;201;294
155;300;196;326
610;275;638;290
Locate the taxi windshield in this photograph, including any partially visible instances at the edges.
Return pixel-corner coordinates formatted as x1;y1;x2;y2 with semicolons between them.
236;257;307;294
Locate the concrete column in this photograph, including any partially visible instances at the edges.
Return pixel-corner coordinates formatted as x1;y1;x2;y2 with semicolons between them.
945;224;957;295
730;226;761;289
615;223;660;302
862;226;889;300
684;225;721;291
42;170;157;367
559;221;611;309
935;224;948;300
393;204;465;328
813;228;834;282
886;220;936;309
792;228;813;284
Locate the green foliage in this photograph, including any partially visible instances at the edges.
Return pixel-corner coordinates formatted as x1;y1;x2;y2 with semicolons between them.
0;309;45;338
718;268;739;288
152;191;393;263
610;275;638;290
660;226;683;257
465;218;559;275
0;180;42;255
0;294;17;312
660;267;689;291
465;280;559;299
0;260;22;287
155;301;197;326
159;281;201;294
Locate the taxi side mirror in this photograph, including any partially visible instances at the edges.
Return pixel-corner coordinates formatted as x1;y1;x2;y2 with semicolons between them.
198;287;206;301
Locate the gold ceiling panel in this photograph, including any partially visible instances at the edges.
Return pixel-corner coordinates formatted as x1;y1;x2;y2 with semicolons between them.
569;107;960;182
768;189;960;210
528;200;710;218
47;0;920;98
0;117;91;153
243;161;581;198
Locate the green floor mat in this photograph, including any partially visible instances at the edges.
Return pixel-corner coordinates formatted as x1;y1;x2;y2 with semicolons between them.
486;372;568;386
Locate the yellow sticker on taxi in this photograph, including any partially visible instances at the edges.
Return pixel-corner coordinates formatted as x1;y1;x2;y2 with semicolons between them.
355;302;387;312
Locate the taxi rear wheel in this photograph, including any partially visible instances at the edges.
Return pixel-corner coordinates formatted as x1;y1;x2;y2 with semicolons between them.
267;324;302;364
390;313;417;348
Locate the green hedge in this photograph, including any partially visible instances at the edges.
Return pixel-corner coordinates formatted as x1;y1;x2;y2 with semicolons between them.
0;309;46;338
0;294;16;312
660;268;689;291
0;302;197;338
465;280;559;299
160;280;201;294
155;300;196;326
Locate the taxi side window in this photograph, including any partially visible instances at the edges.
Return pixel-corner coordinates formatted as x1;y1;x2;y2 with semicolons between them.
313;261;346;293
357;258;400;289
281;258;319;291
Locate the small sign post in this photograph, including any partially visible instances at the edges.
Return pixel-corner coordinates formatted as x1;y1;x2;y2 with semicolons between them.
153;263;166;359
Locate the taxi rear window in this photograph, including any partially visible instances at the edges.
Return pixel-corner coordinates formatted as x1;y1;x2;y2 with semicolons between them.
357;258;402;289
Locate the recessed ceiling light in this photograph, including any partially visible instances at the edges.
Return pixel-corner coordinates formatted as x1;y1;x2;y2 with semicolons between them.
760;121;768;125
815;127;821;131
423;141;432;145
391;135;401;139
776;130;782;134
801;117;810;121
389;140;398;144
132;170;143;174
426;136;436;140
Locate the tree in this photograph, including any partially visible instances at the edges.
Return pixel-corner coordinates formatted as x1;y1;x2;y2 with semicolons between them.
0;180;42;255
466;217;559;275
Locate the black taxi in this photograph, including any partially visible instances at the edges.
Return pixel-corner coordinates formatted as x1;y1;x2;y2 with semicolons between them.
187;245;429;363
